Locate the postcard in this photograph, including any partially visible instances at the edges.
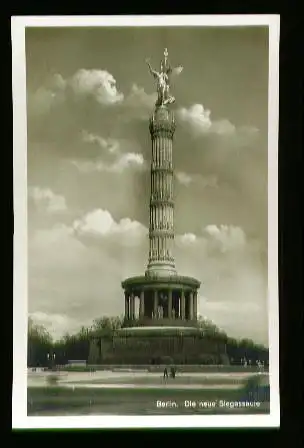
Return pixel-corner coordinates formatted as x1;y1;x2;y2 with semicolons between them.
12;14;280;429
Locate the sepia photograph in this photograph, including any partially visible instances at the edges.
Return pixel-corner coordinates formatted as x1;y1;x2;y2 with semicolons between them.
12;15;280;428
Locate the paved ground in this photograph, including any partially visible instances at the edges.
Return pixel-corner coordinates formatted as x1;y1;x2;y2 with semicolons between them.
27;370;270;416
27;370;259;389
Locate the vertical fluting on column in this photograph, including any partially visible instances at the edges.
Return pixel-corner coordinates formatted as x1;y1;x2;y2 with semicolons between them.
147;106;176;277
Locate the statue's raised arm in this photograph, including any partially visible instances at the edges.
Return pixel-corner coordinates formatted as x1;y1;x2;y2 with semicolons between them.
145;59;159;79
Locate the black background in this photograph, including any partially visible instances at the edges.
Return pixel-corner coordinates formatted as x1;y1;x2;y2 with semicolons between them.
6;7;303;444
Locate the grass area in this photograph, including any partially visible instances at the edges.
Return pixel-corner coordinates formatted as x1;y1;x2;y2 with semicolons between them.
27;386;270;416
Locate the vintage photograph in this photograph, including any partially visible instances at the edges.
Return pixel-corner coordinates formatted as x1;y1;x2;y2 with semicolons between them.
12;15;280;428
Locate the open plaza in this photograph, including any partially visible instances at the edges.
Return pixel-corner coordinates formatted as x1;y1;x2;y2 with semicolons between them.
27;368;270;416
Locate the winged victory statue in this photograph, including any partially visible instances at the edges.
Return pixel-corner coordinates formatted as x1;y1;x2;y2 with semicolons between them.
146;48;183;107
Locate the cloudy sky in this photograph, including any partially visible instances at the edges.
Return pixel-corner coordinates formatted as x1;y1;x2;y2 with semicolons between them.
26;26;269;344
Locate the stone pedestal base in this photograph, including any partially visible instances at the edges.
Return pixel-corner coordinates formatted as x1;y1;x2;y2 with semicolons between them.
90;327;227;366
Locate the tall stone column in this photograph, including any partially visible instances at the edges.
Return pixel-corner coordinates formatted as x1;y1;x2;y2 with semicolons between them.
181;290;185;319
139;290;145;318
153;290;158;319
146;106;176;278
124;292;129;320
168;289;172;319
189;291;193;320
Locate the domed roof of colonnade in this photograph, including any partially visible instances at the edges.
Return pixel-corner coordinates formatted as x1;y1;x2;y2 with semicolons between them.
121;274;201;290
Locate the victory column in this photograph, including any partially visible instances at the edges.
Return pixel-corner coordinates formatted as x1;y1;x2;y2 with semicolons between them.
122;48;200;326
89;49;227;364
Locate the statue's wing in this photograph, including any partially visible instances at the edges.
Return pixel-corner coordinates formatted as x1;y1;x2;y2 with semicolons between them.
171;65;183;76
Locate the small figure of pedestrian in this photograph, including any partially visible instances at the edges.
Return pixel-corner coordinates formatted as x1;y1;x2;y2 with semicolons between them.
170;366;176;379
256;359;262;374
163;367;168;379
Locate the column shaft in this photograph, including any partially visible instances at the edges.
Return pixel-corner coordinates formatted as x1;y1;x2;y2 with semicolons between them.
193;291;197;320
130;294;135;320
189;291;193;320
168;289;172;319
139;290;145;318
124;292;129;320
146;110;176;274
181;290;185;319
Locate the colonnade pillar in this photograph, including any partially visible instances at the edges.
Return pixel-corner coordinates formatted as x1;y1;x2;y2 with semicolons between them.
123;288;198;322
153;290;158;318
181;290;186;319
193;291;198;320
168;290;172;319
124;292;129;319
130;293;135;320
139;290;145;318
189;291;193;320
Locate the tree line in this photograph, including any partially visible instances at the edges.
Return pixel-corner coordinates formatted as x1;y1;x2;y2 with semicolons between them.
27;316;269;368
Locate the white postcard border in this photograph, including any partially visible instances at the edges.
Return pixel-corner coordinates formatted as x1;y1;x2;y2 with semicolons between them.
12;14;280;429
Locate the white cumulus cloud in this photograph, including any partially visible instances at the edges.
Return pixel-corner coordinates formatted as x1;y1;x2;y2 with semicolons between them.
178;104;212;134
176;171;192;185
109;152;144;173
69;69;124;105
177;233;197;245
81;130;120;154
176;171;218;188
28;187;67;214
28;69;124;117
124;84;157;113
73;209;147;246
177;103;236;136
28;71;158;118
177;103;258;141
72;152;144;174
204;224;247;253
73;130;145;174
177;225;247;252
